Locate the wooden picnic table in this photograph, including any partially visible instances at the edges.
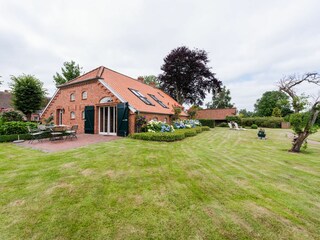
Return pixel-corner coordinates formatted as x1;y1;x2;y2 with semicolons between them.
50;125;68;141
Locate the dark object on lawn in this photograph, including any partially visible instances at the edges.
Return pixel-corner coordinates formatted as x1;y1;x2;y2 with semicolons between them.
257;128;267;140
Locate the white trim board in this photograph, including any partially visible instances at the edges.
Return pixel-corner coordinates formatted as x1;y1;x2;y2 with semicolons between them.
98;79;136;113
40;89;60;118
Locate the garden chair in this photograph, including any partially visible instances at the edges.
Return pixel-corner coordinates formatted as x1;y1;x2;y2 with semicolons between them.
50;126;65;141
234;122;246;131
228;122;234;130
28;126;45;144
65;125;78;140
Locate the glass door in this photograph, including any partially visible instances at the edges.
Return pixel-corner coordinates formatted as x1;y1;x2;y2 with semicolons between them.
99;106;117;135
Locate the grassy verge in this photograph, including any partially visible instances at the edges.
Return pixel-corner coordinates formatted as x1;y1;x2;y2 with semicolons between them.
0;128;319;239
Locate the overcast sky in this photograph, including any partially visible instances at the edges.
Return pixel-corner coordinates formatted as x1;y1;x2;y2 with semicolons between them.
1;0;320;110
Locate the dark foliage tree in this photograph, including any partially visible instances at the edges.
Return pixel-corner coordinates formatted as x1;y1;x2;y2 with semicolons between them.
254;91;292;117
158;46;221;105
206;86;233;109
10;74;46;121
278;72;320;152
53;60;83;86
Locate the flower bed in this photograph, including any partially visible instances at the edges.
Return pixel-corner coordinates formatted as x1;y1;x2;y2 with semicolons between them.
173;119;201;129
146;120;174;133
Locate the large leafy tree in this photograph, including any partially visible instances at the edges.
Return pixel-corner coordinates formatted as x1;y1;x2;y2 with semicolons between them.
254;91;292;117
238;109;254;117
141;75;160;88
158;46;221;105
10;74;46;121
53;60;83;86
206;85;233;109
278;72;320;152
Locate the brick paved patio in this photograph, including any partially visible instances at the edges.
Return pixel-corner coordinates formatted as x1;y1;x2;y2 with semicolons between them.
15;134;121;152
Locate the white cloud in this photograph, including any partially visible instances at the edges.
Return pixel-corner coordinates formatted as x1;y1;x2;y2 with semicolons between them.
1;0;320;111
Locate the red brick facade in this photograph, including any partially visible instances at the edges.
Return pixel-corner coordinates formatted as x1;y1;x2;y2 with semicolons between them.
41;66;188;135
196;108;237;121
41;80;121;134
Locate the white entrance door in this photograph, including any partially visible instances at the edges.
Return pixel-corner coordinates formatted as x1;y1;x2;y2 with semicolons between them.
58;109;63;125
99;106;117;135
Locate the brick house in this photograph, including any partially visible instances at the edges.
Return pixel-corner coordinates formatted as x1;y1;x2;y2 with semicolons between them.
0;90;43;121
0;90;13;113
41;66;188;136
196;108;237;124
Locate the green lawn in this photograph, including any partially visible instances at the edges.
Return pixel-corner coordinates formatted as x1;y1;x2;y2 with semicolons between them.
309;131;320;142
0;128;319;240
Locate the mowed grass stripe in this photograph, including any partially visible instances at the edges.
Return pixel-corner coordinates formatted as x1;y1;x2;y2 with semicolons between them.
0;128;319;239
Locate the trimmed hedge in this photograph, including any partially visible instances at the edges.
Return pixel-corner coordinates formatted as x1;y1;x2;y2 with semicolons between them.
0;131;67;143
130;132;186;142
198;119;215;128
226;116;241;124
0;133;32;142
201;126;210;131
218;122;228;127
241;117;283;128
130;126;210;142
176;129;197;137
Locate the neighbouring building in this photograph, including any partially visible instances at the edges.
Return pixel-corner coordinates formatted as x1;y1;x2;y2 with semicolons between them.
40;66;188;136
0;90;43;121
196;108;237;124
0;90;13;113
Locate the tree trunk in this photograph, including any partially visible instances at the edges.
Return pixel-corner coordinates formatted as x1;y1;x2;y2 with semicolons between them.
290;132;308;152
290;108;319;152
26;113;32;121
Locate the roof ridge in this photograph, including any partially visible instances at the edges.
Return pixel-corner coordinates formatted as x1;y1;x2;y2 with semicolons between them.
62;66;102;85
102;66;139;82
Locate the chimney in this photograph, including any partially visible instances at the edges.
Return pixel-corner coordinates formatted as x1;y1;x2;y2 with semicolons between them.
149;82;156;88
137;76;144;83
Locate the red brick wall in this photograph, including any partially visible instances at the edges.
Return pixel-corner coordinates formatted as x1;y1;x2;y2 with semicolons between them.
41;80;120;134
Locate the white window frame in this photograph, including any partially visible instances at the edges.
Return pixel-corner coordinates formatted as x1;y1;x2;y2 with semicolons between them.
70;93;75;101
82;91;87;100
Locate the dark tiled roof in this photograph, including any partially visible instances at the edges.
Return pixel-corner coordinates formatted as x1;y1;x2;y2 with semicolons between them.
0;91;12;109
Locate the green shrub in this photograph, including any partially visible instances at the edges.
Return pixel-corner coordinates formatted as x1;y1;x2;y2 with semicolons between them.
177;129;197;137
218;122;228;127
0;121;37;135
130;132;185;142
130;126;207;142
198;119;215;128
241;117;283;128
201;126;210;131
251;124;258;129
0;133;31;142
0;110;24;122
226;115;241;124
0;131;53;143
195;127;202;133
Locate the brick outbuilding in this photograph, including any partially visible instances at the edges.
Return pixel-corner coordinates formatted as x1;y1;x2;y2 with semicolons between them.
41;66;188;136
196;108;237;124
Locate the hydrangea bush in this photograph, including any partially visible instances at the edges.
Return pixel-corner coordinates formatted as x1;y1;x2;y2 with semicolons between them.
147;120;174;133
173;119;201;129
